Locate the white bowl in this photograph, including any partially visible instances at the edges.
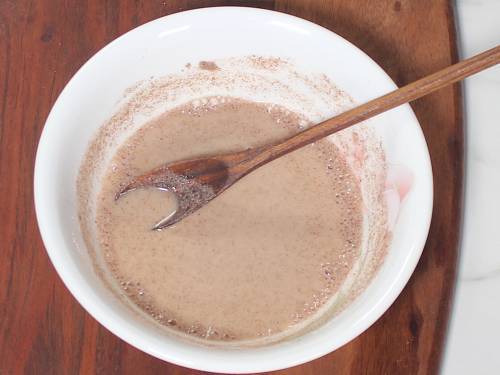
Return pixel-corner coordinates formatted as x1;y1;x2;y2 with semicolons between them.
34;7;433;373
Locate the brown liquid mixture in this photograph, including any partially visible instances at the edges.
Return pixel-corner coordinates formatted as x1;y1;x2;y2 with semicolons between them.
95;98;363;342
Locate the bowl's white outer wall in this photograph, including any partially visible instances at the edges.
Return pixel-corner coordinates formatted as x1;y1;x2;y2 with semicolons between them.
34;7;433;373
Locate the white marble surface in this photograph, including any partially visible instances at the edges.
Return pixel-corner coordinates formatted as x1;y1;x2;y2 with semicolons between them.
442;1;500;374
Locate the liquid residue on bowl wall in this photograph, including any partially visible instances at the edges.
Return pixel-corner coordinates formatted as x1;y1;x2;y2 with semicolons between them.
78;55;408;345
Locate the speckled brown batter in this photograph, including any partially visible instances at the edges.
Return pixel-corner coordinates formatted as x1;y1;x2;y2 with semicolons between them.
92;97;363;342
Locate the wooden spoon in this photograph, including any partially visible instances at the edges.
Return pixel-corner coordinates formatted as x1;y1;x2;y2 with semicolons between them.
117;45;500;230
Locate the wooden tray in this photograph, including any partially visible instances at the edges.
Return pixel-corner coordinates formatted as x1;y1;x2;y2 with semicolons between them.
0;1;462;373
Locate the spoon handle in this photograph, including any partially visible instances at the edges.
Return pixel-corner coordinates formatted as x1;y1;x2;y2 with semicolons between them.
250;45;500;167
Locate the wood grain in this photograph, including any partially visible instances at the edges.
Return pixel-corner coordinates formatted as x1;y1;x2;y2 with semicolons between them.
0;1;462;374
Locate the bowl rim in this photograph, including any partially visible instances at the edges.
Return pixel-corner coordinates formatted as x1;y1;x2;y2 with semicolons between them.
34;6;433;373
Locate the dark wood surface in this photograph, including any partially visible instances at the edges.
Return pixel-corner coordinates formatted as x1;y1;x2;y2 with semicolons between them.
0;1;462;374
